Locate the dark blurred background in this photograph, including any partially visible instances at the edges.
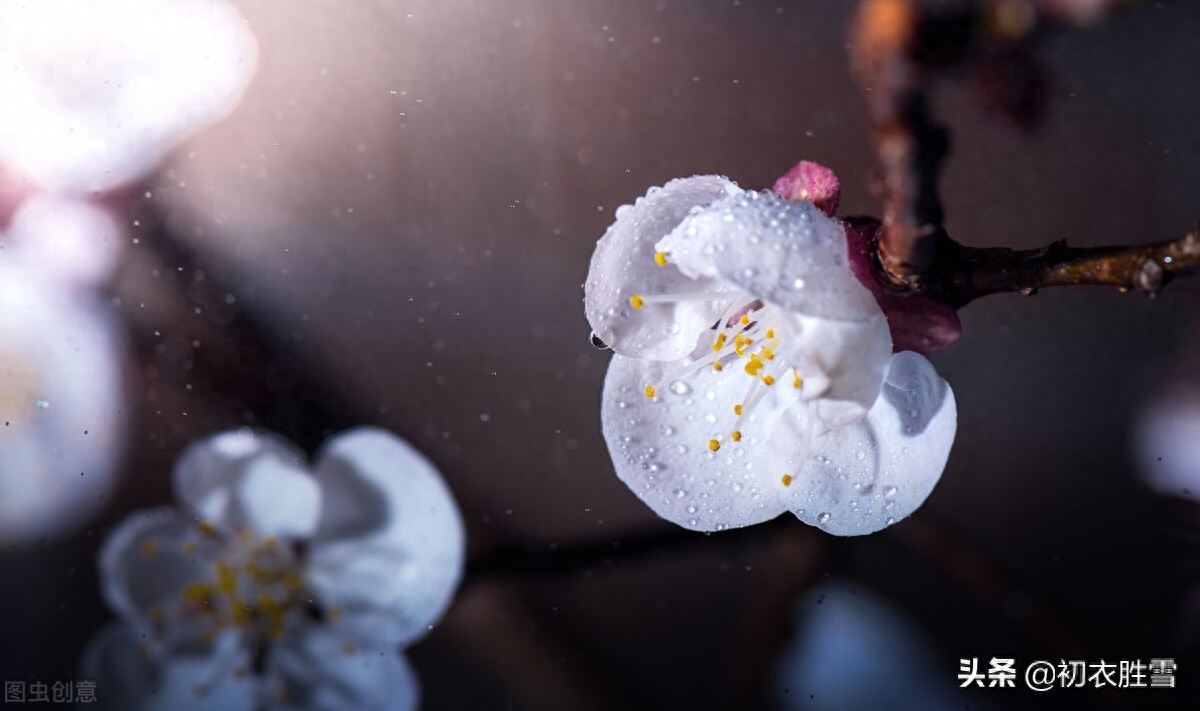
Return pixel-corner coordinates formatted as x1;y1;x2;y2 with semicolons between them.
2;0;1199;708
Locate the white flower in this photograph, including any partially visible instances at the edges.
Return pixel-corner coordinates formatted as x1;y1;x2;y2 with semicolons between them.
0;264;126;544
585;176;957;535
3;195;123;287
1137;387;1200;502
82;428;465;710
0;0;258;193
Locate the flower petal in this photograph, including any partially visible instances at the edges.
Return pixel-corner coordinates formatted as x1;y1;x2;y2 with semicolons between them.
1137;389;1200;502
0;0;258;192
231;456;321;540
79;622;254;711
305;428;464;647
263;626;419;711
584;175;741;360
659;190;880;321
0;272;126;545
98;508;220;647
774;310;892;429
5;195;122;287
774;351;957;536
172;429;308;534
601;351;793;531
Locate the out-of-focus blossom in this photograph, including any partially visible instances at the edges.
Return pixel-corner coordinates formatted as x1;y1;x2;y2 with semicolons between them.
82;428;465;710
0;0;258;194
2;195;123;288
1137;387;1200;503
774;582;993;710
0;264;126;545
585;172;956;536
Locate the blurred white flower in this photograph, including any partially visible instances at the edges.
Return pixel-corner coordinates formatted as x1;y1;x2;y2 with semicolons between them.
1137;387;1200;502
2;195;124;287
0;264;126;544
82;428;465;711
0;0;258;193
585;176;956;535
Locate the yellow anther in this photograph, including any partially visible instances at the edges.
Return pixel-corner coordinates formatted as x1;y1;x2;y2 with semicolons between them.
744;359;764;376
793;371;803;389
198;521;216;536
708;439;720;452
182;541;197;556
766;329;776;339
740;314;750;325
654;251;668;267
140;539;158;557
731;430;742;442
781;474;793;487
712;333;727;351
644;386;656;399
713;362;724;372
762;348;775;360
734;404;744;416
183;582;212;603
215;563;238;594
630;294;645;309
763;375;776;386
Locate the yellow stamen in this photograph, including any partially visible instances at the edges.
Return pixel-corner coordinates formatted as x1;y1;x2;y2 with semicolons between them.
654;251;668;267
644;385;656;399
712;333;727;351
708;439;720;452
781;474;793;487
183;582;212;603
792;370;803;389
629;294;645;309
740;314;750;325
744;358;764;376
762;348;775;360
733;404;744;416
731;430;742;442
763;375;776;386
198;521;216;536
766;329;776;338
713;362;724;372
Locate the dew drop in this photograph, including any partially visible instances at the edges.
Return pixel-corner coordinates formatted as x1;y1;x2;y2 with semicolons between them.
686;505;697;514
664;321;681;336
855;450;866;460
659;425;675;437
669;380;692;396
817;512;832;524
886;517;895;525
674;444;688;455
674;489;687;498
883;485;897;497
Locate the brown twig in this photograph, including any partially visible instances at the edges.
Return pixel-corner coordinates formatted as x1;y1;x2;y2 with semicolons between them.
851;0;1198;305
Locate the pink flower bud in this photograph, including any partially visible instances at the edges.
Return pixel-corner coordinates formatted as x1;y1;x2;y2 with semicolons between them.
843;218;962;353
771;160;840;217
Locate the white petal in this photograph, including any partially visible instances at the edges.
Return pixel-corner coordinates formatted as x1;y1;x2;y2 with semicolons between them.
5;195;122;287
0;271;126;544
79;622;254;711
1137;389;1200;502
584;175;740;360
0;0;258;192
305;428;464;647
232;457;321;540
601;352;793;531
98;508;219;645
659;190;880;321
172;429;307;533
774;352;956;536
775;311;892;428
263;626;418;711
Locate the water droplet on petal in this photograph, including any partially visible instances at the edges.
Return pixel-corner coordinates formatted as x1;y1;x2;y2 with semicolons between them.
670;380;692;396
883;485;897;497
817;512;832;524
